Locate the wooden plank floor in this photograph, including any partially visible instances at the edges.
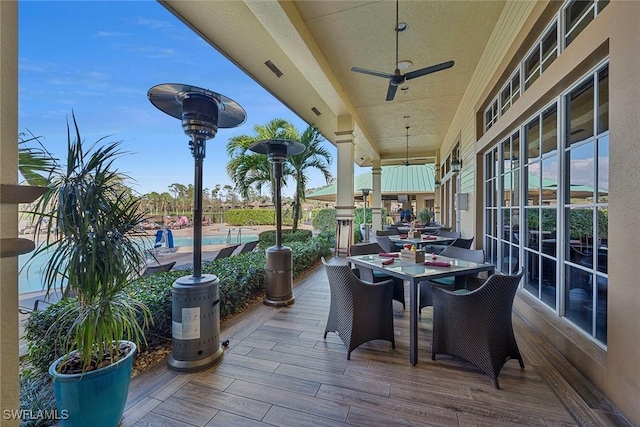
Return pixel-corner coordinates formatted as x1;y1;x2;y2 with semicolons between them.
123;263;632;427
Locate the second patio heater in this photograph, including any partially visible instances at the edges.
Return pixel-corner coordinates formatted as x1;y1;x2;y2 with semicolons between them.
147;83;246;372
249;139;305;306
359;188;371;243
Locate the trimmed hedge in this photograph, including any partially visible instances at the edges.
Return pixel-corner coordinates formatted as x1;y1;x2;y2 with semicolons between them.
224;208;293;226
23;234;333;375
257;229;312;248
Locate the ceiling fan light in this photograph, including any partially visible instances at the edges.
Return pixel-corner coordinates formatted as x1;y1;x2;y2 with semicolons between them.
395;22;408;32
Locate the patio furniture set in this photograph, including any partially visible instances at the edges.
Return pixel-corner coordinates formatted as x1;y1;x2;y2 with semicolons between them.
323;235;524;389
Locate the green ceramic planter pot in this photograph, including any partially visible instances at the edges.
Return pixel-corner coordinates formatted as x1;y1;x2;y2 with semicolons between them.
49;341;136;427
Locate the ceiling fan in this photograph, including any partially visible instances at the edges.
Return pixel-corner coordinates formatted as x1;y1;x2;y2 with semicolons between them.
351;0;455;101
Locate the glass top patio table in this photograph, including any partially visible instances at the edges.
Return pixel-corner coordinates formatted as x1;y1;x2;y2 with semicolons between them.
397;225;442;234
389;234;455;249
347;253;495;365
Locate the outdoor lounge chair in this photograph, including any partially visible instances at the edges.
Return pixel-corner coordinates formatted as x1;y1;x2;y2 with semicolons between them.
142;261;176;277
237;240;259;254
212;244;241;261
153;228;174;249
322;257;395;360
431;271;525;389
349;242;405;309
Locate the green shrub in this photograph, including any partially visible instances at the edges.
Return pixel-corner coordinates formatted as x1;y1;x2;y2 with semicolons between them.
258;229;312;248
312;208;335;232
23;234;332;374
224;208;293;226
19;373;57;427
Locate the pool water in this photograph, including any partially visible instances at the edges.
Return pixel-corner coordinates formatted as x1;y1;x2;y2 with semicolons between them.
18;233;258;294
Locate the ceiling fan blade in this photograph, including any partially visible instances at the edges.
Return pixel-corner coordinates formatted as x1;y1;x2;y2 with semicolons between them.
386;84;398;101
351;67;394;79
404;60;455;80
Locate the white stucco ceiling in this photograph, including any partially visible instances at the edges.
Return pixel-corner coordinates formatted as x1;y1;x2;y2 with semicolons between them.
161;0;505;167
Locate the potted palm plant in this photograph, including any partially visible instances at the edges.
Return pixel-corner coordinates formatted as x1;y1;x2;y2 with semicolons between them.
28;114;151;427
417;208;432;225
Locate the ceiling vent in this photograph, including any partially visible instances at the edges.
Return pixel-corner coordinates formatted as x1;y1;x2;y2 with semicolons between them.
311;107;321;116
264;60;283;78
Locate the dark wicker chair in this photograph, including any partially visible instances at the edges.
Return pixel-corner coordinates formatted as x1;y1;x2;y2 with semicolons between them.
374;233;401;253
451;237;474;249
349;242;405;309
419;246;485;312
431;271;525;389
322;257;395;359
427;230;462;254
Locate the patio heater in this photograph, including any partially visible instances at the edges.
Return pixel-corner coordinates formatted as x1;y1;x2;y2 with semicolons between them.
359;188;371;243
249;139;305;306
147;83;246;372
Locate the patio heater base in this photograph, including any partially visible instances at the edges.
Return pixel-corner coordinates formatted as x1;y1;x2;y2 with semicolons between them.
264;246;295;307
168;274;223;372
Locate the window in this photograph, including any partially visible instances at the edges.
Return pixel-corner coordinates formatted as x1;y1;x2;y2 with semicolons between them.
500;70;521;115
483;62;608;346
525;22;558;90
484;97;499;131
481;0;607;136
563;64;608;344
564;0;609;47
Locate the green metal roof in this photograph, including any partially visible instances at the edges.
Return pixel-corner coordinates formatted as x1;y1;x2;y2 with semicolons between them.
306;164;436;201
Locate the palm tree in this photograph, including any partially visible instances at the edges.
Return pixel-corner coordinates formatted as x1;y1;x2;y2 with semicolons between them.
286;125;332;231
226;119;333;231
18;131;57;187
226;118;295;201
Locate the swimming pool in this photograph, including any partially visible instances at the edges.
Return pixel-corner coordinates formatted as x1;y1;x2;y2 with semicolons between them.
18;233;259;294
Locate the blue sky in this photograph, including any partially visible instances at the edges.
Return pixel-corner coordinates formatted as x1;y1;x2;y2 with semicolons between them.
18;1;339;197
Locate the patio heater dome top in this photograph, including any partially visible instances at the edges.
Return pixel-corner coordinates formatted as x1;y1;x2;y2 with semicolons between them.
147;83;246;138
249;139;305;163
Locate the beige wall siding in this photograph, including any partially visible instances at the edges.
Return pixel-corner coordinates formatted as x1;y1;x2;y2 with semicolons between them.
441;1;541;239
0;1;20;425
448;1;640;424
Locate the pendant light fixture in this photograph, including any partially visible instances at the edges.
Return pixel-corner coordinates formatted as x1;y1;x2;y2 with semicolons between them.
403;126;410;166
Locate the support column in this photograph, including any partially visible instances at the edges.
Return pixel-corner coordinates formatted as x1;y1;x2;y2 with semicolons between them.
334;116;354;256
0;2;20;425
371;160;382;232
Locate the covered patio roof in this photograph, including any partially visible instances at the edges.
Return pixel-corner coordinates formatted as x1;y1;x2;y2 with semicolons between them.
159;1;506;167
306;164;437;202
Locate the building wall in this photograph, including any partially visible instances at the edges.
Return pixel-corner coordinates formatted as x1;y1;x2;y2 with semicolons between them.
443;1;639;424
0;2;21;425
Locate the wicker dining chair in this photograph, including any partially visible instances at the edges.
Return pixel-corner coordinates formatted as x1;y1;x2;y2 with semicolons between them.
349;242;405;309
418;246;486;313
374;233;401;253
322;257;395;360
431;271;525;389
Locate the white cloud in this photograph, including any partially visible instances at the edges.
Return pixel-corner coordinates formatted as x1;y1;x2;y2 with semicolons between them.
93;30;130;37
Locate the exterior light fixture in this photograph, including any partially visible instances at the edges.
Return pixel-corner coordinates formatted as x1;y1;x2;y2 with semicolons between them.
359;188;372;243
249;139;306;307
434;179;441;190
147;83;246;373
451;157;462;172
